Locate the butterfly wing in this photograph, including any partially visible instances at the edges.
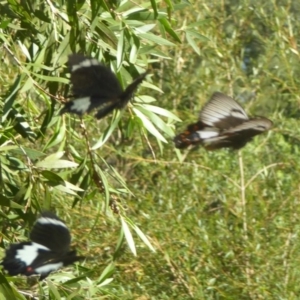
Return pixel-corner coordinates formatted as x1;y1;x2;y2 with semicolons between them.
200;92;249;128
29;212;71;253
94;71;148;119
60;54;123;116
61;54;148;119
68;54;123;99
1;212;83;280
174;92;272;150
1;242;34;276
203;117;273;150
118;71;149;108
173;121;220;149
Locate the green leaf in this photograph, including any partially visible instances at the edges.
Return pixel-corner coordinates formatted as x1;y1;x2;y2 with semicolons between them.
120;216;136;256
159;18;181;43
186;30;200;55
92;113;122;150
9;108;37;141
10;147;46;160
41;170;65;186
138;33;175;46
133;107;167;142
135;24;156;33
150;0;158;18
132;224;156;252
0;194;23;209
47;280;61;299
98;263;115;284
135;105;174;137
43;119;66;150
0;273;26;300
31;72;69;84
117;28;124;68
138;104;182;121
36;152;78;169
185;28;210;41
2;75;22;122
129;34;140;64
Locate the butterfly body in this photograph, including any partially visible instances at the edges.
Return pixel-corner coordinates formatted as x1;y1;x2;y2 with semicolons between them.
60;54;148;119
174;92;273;150
1;212;83;280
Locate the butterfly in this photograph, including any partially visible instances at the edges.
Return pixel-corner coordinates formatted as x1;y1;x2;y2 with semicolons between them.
1;212;84;280
60;54;148;119
174;92;273;150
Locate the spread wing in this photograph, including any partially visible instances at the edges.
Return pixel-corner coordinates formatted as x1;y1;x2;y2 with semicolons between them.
174;92;273;150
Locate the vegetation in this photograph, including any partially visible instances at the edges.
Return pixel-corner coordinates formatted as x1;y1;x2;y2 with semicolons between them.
0;0;299;299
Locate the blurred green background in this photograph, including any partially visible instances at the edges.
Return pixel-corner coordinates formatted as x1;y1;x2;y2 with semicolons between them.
0;0;299;299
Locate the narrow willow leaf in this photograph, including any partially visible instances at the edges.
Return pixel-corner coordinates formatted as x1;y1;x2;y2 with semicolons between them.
132;224;156;252
98;263;115;284
10;147;46;160
186;28;210;41
10;108;37;140
0;195;23;209
0;273;26;300
36;152;78;169
150;0;158;18
0;146;18;152
41;170;65;186
64;180;84;192
17;41;31;60
129;35;140;63
47;280;61;300
54;185;80;196
99;278;114;287
93;164;110;206
117;29;124;68
19;77;34;93
159;18;181;43
92;113;122;150
186;30;200;55
138;33;175;46
2;75;22;121
135;24;156;33
122;7;146;17
135;105;174;137
43;119;66;150
120;216;136;256
137;104;181;121
31;72;69;83
133;107;167;142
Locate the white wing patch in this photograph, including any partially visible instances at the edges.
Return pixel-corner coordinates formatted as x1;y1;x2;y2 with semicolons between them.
200;92;248;126
37;217;67;228
71;58;100;72
16;242;50;266
174;92;273;150
69;97;91;114
196;129;219;139
35;262;64;275
226;118;273;133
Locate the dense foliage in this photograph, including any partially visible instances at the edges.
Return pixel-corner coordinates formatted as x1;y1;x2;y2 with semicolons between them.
0;0;299;299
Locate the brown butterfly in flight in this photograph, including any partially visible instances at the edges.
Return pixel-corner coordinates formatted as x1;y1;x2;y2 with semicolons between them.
174;92;273;150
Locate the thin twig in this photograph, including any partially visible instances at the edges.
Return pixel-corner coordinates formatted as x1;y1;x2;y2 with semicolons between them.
154;239;195;298
238;150;247;239
245;162;284;189
238;150;255;298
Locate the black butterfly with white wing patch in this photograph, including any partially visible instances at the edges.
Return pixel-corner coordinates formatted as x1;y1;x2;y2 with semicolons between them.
60;54;148;119
174;92;273;150
1;212;84;280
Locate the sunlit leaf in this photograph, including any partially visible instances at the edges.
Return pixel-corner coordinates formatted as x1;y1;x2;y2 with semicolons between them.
120;216;136;256
133;107;167;142
132;224;156;252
